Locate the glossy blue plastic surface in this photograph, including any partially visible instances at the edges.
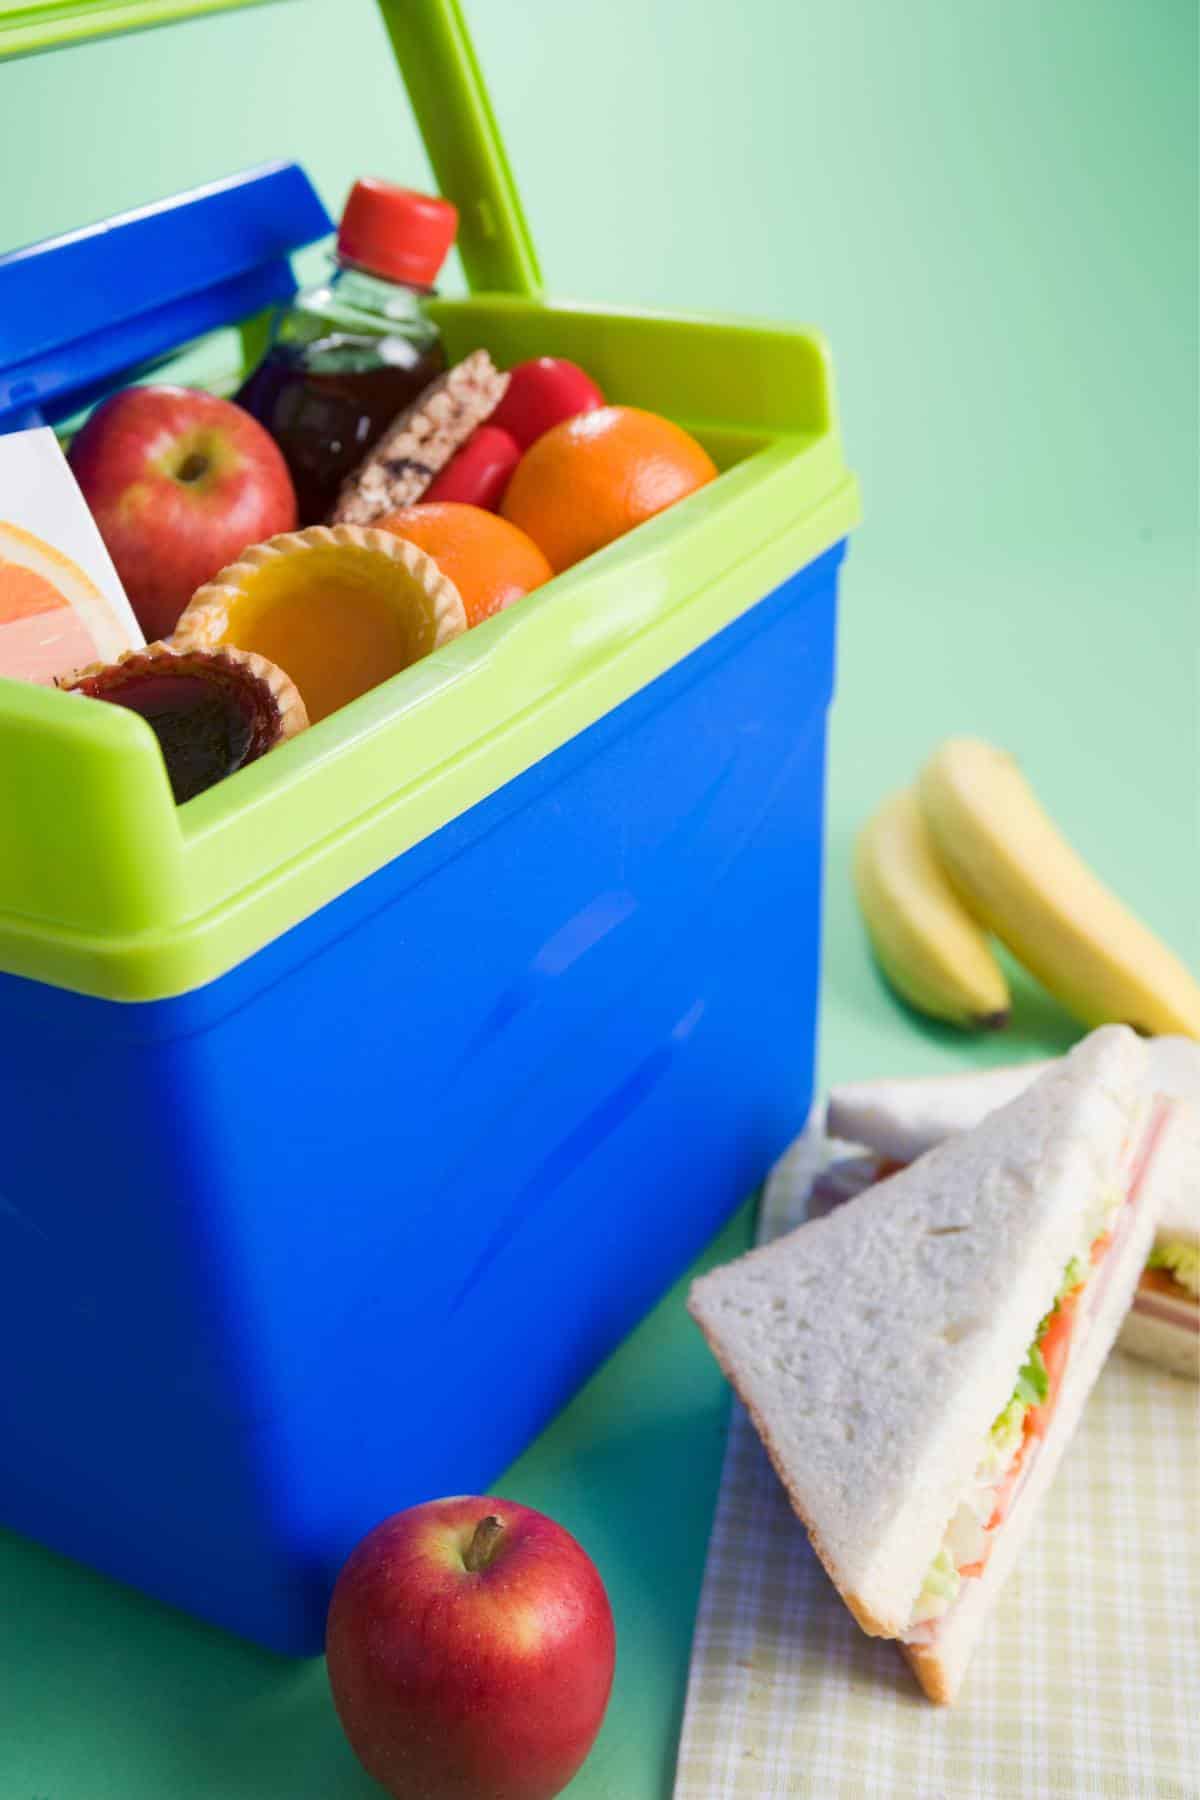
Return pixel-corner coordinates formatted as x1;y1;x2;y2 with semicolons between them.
0;161;331;431
0;541;841;1655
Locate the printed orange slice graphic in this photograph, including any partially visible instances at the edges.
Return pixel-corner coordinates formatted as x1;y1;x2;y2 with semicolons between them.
0;560;70;624
0;520;132;685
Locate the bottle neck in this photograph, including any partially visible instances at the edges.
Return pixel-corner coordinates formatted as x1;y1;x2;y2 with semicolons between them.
328;259;430;326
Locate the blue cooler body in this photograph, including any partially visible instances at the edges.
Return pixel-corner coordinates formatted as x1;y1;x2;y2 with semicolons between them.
0;545;841;1653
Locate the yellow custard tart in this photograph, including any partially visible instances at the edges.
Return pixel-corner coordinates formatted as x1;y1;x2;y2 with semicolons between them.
172;525;467;724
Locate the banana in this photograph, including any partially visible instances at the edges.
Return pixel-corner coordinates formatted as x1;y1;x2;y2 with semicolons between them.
854;787;1011;1029
918;738;1200;1037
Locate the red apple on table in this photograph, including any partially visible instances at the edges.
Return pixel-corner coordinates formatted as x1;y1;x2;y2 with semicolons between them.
326;1496;616;1800
68;384;297;640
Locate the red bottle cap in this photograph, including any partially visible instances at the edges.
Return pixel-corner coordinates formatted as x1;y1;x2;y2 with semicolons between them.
337;179;458;289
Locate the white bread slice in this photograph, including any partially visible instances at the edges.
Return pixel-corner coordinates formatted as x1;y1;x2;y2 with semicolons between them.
1131;1093;1200;1254
826;1040;1199;1378
1144;1044;1200;1246
902;1132;1162;1701
1117;1100;1200;1378
826;1061;1053;1163
828;1041;1198;1248
688;1026;1148;1640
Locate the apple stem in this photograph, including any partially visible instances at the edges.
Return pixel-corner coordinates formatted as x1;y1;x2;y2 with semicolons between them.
176;452;209;484
463;1515;505;1573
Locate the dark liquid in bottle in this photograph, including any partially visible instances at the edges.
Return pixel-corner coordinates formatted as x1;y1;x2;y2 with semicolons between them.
237;333;447;525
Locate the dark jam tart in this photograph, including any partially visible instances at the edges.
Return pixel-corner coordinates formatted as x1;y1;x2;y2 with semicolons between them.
60;643;308;804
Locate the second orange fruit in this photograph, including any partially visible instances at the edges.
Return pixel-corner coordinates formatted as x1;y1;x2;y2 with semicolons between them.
374;502;552;628
500;405;718;573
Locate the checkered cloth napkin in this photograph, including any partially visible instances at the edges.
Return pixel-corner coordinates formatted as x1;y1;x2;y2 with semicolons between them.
674;1122;1200;1800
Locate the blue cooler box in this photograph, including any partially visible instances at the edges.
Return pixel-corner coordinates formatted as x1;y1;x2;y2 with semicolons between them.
0;0;858;1655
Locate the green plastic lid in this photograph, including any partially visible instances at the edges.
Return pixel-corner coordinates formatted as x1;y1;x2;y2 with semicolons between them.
0;0;860;1002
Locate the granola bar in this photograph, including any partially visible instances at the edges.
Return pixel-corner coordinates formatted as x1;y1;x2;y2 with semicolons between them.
330;349;508;525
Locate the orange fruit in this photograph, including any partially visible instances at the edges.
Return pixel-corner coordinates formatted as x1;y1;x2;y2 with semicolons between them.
499;405;717;573
374;502;553;629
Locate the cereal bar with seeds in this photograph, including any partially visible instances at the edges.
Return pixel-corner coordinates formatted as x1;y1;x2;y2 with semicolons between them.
330;349;508;526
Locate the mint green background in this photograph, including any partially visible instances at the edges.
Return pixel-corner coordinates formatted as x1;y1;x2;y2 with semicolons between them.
1;2;1196;1795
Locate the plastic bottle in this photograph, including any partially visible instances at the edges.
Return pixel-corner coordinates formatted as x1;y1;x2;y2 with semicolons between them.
237;179;457;525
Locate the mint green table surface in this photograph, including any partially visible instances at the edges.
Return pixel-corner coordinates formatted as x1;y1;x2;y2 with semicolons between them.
1;2;1194;1795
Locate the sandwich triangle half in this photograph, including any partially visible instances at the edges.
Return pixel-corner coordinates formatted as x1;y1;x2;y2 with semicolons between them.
689;1025;1171;1701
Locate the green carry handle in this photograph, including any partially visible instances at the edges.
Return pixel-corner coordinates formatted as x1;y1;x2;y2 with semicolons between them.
0;0;282;58
377;0;543;296
0;0;544;297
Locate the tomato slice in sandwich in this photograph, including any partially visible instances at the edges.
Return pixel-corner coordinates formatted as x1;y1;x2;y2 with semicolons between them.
1089;1229;1114;1266
1025;1286;1082;1442
979;1283;1086;1540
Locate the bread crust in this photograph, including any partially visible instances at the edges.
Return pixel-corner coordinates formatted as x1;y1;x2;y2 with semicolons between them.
689;1300;904;1638
898;1639;954;1704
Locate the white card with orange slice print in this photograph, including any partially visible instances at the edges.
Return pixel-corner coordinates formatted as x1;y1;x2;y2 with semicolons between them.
0;426;143;685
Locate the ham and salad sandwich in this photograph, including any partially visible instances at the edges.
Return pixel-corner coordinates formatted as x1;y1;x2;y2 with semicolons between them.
688;1027;1197;1702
